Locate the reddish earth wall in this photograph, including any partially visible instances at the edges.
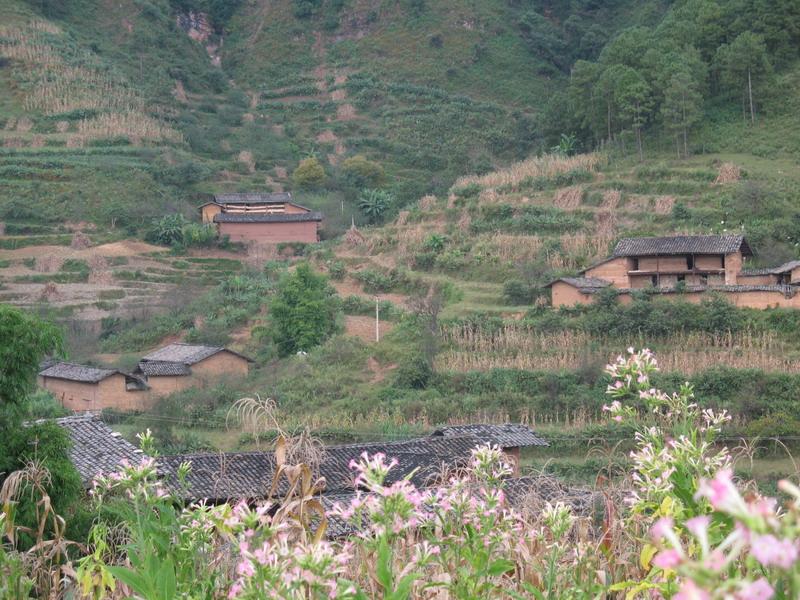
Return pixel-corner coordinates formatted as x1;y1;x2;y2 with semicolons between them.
218;221;318;244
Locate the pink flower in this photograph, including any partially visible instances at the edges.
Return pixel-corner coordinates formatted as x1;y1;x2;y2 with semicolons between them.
751;534;799;569
674;580;711;600
736;578;774;600
235;559;255;577
695;469;744;514
650;517;674;540
685;516;710;537
653;549;682;569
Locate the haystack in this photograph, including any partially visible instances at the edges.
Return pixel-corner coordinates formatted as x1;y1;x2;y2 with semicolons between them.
344;222;366;247
70;231;92;249
0;222;5;236
655;195;676;215
39;282;61;302
418;195;437;211
396;210;410;226
714;162;741;185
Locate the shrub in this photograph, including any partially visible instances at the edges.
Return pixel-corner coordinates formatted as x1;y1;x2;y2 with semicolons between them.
503;279;533;304
341;155;385;188
328;260;346;280
292;157;326;189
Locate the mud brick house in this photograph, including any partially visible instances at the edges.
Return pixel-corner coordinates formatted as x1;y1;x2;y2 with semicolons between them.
38;362;150;412
548;234;800;309
135;343;253;396
200;192;323;244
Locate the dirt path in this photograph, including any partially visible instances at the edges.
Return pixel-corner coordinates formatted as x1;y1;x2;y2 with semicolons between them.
0;239;166;259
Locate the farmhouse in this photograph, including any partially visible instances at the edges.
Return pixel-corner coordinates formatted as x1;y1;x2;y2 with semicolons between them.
135;342;253;395
200;192;323;244
38;361;150;412
548;234;800;309
39;344;252;413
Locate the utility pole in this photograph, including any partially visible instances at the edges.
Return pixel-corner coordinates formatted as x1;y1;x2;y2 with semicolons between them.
375;296;380;342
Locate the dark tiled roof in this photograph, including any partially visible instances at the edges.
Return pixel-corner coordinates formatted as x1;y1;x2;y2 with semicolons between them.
741;260;800;276
160;434;485;503
39;361;119;383
613;235;752;257
213;212;323;224
547;276;611;290
141;343;252;365
213;192;293;204
430;424;548;448
136;361;191;377
42;415;144;486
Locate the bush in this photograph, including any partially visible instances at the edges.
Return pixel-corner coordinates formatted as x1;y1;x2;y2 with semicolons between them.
358;189;394;224
503;279;533;304
291;157;326;189
328;260;346;280
341;155;385;188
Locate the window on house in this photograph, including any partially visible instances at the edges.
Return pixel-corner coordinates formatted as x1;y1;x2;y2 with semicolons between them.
651;275;658;287
677;274;686;282
686;256;694;270
632;258;639;271
700;275;708;285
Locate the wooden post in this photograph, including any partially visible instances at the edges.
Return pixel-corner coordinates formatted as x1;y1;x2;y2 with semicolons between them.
375;296;380;342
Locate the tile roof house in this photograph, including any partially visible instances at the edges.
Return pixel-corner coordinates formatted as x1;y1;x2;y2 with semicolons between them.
135;343;253;397
158;424;547;503
548;234;800;310
40;414;144;486
38;344;253;413
200;192;323;244
38;361;150;412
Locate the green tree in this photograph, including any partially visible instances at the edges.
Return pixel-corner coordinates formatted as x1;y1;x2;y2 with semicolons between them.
341;155;385;188
358;189;394;224
268;264;340;356
613;67;653;161
0;306;84;547
0;305;63;407
292;157;326;189
661;70;704;158
715;31;772;123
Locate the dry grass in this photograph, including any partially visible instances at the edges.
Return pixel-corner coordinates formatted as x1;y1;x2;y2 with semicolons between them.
418;195;437;211
485;233;543;261
654;195;676;215
0;22;180;143
600;189;621;210
553;186;585;210
437;326;800;374
237;150;256;173
453;153;603;191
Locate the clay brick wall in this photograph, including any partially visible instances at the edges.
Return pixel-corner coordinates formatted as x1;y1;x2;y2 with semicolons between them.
725;252;742;284
696;255;724;269
629;275;654;288
550;282;595;307
192;351;250;378
218;221;318;244
584;257;631;286
41;374;154;412
201;204;222;224
147;375;194;397
638;256;688;271
738;274;775;285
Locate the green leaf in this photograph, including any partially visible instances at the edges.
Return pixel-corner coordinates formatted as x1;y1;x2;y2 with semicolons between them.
375;537;394;592
487;558;515;576
107;566;152;598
